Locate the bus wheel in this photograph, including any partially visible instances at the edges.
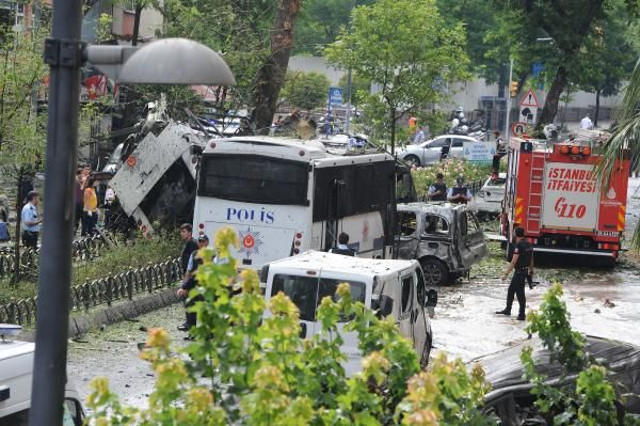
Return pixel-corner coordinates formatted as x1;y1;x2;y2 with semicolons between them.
420;258;448;286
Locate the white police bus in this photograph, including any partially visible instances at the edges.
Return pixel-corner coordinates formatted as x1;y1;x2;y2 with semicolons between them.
192;136;412;269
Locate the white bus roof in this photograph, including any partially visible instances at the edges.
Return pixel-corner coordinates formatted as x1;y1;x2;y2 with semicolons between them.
204;136;393;164
267;251;418;280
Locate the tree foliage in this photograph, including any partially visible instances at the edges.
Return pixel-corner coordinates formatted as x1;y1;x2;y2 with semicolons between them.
86;227;493;425
325;0;470;150
280;71;330;111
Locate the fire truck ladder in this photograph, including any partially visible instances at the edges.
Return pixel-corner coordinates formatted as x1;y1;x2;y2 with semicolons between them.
527;153;545;233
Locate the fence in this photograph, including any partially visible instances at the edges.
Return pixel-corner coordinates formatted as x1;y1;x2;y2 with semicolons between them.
0;236;106;278
0;258;181;326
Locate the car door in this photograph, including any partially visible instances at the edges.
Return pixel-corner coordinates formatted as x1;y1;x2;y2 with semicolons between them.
458;209;489;269
397;271;415;345
411;268;428;360
450;138;467;159
396;209;420;260
423;138;447;165
268;269;318;339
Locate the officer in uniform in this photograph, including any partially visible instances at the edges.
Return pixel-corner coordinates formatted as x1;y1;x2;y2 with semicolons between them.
330;232;356;256
428;173;447;201
496;227;534;320
447;176;472;204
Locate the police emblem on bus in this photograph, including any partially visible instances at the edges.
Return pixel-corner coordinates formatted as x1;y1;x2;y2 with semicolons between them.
239;227;264;257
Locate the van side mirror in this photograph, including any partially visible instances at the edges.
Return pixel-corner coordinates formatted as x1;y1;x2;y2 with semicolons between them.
372;294;393;317
425;289;438;308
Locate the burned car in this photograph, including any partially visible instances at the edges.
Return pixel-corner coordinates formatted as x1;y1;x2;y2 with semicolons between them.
474;335;640;425
396;203;488;285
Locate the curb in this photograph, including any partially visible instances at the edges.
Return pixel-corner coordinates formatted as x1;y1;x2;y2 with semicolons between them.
20;287;180;342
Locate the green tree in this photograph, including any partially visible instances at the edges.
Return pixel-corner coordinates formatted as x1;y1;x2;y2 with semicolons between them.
280;71;330;110
338;72;371;106
325;0;470;152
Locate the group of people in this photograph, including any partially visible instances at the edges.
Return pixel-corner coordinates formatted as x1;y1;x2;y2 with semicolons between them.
74;165;116;237
427;174;473;204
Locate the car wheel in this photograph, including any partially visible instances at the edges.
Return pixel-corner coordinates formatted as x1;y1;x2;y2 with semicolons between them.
420;335;432;368
404;155;421;167
420;258;449;286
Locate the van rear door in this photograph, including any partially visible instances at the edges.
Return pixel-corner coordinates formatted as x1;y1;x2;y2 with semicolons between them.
458;209;488;269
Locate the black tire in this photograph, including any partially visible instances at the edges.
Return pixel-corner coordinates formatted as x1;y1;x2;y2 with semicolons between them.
420;258;449;286
404;155;421;167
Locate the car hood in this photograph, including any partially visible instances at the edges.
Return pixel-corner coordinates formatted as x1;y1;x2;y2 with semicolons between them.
471;335;640;412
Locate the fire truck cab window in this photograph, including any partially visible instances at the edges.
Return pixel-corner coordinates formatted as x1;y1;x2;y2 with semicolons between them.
424;214;448;235
398;212;417;237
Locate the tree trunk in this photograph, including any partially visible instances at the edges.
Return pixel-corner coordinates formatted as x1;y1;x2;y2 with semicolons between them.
132;4;143;46
497;63;507;98
594;89;601;127
251;0;302;132
390;107;396;155
536;65;568;129
12;168;23;284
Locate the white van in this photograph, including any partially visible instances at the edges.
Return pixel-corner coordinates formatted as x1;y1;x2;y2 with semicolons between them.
260;251;438;375
0;331;84;425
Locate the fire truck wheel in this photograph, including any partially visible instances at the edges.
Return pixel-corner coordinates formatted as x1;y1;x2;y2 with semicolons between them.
404;155;421;167
420;258;449;286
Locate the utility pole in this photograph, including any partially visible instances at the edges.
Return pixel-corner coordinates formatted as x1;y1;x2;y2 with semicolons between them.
505;57;513;144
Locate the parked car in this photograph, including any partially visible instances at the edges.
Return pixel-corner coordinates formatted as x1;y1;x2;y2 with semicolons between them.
473;335;640;424
0;325;84;425
396;202;488;285
470;173;506;217
398;134;481;167
260;251;438;374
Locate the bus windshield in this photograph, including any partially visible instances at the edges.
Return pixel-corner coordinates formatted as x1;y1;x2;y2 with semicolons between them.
198;154;309;205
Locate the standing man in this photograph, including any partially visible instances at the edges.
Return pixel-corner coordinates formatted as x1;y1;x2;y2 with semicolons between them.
330;232;356;256
177;223;198;331
428;173;447;201
177;234;209;333
413;126;426;144
492;131;506;171
74;168;84;234
496;227;533;321
580;113;594;130
447;176;472;204
21;191;41;250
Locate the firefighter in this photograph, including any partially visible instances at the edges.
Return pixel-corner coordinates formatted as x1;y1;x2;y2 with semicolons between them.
447;176;472;204
496;227;534;321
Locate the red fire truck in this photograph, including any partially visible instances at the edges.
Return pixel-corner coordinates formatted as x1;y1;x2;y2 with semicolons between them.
501;137;630;264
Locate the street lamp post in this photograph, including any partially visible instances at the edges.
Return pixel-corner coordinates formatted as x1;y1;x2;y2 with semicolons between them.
30;4;235;423
505;57;514;145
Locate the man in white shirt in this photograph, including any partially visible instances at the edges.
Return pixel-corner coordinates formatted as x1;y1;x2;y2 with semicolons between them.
413;126;426;144
580;113;594;130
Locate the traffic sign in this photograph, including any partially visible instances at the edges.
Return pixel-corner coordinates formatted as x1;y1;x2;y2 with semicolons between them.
520;89;540;108
519;106;537;124
511;121;527;137
329;87;343;106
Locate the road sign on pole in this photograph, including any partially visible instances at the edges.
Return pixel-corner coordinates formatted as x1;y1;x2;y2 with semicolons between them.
328;87;343;107
511;121;527;137
520;89;541;108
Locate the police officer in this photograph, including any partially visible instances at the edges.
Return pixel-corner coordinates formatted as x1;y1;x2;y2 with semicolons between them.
428;173;447;202
447;176;472;204
330;232;356;256
21;191;41;250
496;227;534;321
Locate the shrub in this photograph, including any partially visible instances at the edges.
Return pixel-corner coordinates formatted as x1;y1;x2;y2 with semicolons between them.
86;227;495;425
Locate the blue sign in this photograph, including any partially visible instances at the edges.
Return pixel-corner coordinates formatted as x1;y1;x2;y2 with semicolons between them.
532;63;544;76
329;87;343;106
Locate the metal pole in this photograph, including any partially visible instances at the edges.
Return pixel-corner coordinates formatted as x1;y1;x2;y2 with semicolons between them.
345;67;352;134
505;57;513;145
30;0;83;423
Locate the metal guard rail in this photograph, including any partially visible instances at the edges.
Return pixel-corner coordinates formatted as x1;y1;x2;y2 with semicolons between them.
0;235;107;278
0;258;181;325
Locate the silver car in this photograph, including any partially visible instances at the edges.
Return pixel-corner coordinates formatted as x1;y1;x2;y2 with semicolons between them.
398;135;481;167
470;173;506;216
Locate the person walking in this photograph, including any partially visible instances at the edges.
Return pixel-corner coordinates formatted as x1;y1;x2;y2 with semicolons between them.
103;185;115;228
496;227;534;321
21;191;41;250
330;232;356;256
413;126;426;144
177;234;209;334
428;173;447;201
447;176;472;204
81;176;98;237
74;168;84;234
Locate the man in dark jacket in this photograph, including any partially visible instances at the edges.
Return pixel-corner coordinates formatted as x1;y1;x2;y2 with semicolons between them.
428;173;447;201
177;224;198;331
330;232;356;256
496;227;534;320
447;176;472;204
177;234;209;333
